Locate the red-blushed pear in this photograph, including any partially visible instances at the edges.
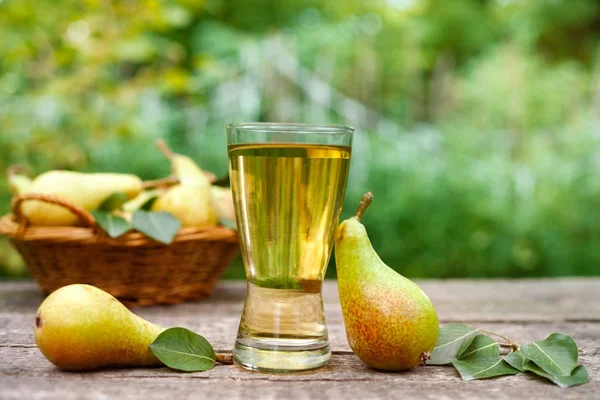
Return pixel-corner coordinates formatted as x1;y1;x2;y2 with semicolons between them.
334;192;439;371
35;284;164;371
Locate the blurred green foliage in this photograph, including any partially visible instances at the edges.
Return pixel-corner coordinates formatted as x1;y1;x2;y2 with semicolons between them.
1;0;599;278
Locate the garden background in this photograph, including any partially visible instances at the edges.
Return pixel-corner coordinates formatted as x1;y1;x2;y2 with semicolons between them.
1;0;599;279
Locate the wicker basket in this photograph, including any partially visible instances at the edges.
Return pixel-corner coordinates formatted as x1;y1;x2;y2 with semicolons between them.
0;193;240;306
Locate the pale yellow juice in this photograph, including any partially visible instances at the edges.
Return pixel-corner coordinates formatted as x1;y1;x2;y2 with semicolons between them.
229;143;350;342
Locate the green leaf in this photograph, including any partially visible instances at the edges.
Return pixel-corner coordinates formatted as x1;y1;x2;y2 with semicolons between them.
218;217;237;230
452;336;520;380
524;362;588;388
520;333;578;376
457;335;499;359
98;192;130;211
427;324;480;365
132;210;181;244
91;210;131;238
504;350;528;372
149;327;216;372
452;357;520;381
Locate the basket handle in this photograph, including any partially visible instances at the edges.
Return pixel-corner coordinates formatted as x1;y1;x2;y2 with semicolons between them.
11;193;97;228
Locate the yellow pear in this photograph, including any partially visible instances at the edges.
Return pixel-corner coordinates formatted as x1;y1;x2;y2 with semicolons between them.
335;193;439;370
155;139;211;187
152;184;217;227
153;139;217;227
8;172;33;195
21;171;142;226
35;284;164;371
210;186;235;221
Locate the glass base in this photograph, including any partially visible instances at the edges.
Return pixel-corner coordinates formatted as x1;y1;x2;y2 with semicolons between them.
233;283;331;372
233;339;331;372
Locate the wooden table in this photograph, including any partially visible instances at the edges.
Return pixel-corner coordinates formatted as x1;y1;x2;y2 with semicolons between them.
1;279;598;399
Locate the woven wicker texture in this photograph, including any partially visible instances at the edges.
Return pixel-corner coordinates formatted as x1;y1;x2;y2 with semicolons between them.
0;193;240;306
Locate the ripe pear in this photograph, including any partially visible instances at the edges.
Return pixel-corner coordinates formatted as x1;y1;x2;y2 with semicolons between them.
35;284;164;371
22;170;143;226
8;172;33;195
210;186;235;221
153;139;217;227
335;192;439;371
155;139;212;187
152;184;217;227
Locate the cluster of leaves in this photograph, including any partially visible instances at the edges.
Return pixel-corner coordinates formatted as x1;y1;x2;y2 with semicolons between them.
427;324;588;388
92;191;236;244
92;192;181;245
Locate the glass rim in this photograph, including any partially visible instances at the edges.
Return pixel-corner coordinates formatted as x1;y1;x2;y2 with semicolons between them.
227;122;354;135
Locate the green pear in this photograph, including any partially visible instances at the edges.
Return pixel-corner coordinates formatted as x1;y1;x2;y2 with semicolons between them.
34;284;164;371
335;192;439;371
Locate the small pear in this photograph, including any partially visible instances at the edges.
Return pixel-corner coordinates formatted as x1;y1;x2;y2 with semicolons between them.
8;172;33;195
210;186;235;221
155;139;212;187
152;184;217;227
22;171;142;226
335;193;439;371
153;140;217;228
35;284;164;371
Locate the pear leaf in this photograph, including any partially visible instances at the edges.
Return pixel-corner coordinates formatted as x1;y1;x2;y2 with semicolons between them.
504;350;528;372
91;210;131;238
98;192;130;211
149;327;216;372
427;324;480;365
453;357;520;381
524;362;588;388
457;335;499;359
218;217;237;230
452;335;520;380
519;333;578;376
132;210;181;244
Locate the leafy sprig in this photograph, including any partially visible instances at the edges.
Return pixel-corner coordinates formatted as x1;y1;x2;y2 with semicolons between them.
428;324;589;388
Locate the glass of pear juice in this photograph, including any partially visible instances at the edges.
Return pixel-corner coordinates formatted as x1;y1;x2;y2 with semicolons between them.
227;123;353;372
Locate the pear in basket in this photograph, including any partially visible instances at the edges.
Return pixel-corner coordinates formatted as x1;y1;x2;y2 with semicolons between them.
210;186;235;221
18;170;143;226
152;140;217;228
7;166;33;195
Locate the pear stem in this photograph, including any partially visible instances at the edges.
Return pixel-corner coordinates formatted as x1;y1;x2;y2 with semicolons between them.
7;164;27;178
141;175;179;189
155;139;175;160
215;353;234;365
478;328;519;350
354;192;373;221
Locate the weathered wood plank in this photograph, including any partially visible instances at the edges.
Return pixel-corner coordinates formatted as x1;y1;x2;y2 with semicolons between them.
1;336;598;380
2;279;599;321
0;353;596;400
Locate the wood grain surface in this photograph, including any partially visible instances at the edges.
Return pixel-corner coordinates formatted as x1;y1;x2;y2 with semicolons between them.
1;279;598;399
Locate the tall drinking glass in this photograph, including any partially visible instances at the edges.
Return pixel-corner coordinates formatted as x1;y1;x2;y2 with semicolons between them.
227;123;353;372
